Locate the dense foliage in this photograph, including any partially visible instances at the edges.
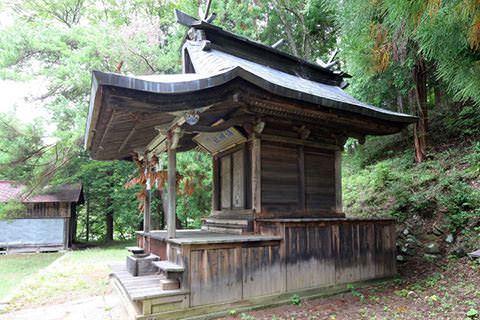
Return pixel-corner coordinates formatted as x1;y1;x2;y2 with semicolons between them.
343;107;480;250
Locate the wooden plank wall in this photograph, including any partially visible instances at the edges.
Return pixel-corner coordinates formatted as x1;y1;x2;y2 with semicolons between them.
25;202;70;218
304;150;335;213
218;146;250;211
188;242;283;307
139;220;395;308
282;220;396;291
261;142;299;215
259;141;339;218
285;225;335;290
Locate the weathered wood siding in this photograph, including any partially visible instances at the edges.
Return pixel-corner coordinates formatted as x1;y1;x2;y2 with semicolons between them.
25;202;71;218
139;219;395;309
188;242;282;306
242;244;284;297
258;141;340;219
190;247;243;306
261;142;298;215
285;225;335;290
304;150;335;213
279;220;396;291
217;145;251;211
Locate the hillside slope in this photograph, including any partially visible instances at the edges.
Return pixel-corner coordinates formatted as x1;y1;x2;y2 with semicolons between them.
342;109;480;265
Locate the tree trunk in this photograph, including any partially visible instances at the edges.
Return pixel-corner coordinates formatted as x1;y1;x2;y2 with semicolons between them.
160;188;168;229
272;0;299;57
153;189;164;230
86;196;90;242
106;207;114;242
412;58;428;163
396;95;404;113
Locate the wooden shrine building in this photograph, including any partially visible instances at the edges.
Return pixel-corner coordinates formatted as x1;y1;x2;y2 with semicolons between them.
84;9;416;320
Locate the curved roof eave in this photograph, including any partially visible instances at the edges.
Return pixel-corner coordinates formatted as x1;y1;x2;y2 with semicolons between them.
87;68;416;126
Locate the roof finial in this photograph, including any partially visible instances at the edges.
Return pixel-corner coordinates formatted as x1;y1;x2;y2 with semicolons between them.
203;0;212;20
316;48;339;70
272;39;285;50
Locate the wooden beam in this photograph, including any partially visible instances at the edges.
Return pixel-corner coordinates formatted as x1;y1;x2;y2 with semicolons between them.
118;126;136;153
94;110;115;158
183;116;254;133
167;137;177;239
259;134;340;151
334;150;343;215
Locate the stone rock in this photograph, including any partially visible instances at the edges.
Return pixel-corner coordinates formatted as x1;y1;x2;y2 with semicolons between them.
423;253;438;262
406;235;420;246
433;226;444;236
396;255;408;262
401;244;416;256
453;242;467;257
425;242;441;254
424;234;440;241
445;234;454;244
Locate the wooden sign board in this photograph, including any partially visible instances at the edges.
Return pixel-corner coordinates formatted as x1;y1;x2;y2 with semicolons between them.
193;127;246;154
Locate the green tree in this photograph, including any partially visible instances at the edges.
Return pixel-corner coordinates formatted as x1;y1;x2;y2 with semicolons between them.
330;0;480;162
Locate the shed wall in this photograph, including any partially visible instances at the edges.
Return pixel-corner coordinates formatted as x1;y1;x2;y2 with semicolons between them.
0;218;64;246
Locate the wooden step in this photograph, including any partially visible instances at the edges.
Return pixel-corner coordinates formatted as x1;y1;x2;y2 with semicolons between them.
152;261;184;273
160;279;180;290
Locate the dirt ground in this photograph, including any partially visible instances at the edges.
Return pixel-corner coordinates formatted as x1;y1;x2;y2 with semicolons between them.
0;294;128;320
1;256;478;320
220;257;480;320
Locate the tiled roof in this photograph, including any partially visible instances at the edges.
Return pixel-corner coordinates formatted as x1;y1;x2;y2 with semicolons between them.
0;181;83;203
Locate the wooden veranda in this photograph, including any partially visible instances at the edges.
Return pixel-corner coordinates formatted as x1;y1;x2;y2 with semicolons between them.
84;9;416;320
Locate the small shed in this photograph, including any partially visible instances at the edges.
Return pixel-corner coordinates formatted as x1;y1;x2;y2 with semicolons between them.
85;9;417;320
0;181;83;253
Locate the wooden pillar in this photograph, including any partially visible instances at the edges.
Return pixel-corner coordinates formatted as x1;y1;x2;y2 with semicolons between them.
143;187;151;234
334;150;343;215
251;137;261;215
212;156;219;211
167;139;177;239
297;145;305;212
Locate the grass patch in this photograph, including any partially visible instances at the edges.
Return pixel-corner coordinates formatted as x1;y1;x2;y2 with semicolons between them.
1;240;135;312
0;252;63;300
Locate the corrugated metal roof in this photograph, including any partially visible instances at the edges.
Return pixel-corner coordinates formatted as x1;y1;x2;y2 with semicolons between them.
0;181;83;203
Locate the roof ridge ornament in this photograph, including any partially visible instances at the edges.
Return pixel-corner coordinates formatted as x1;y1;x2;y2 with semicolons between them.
272;39;285;50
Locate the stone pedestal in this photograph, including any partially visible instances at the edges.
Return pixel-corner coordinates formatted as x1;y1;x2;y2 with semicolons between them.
126;254;159;276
